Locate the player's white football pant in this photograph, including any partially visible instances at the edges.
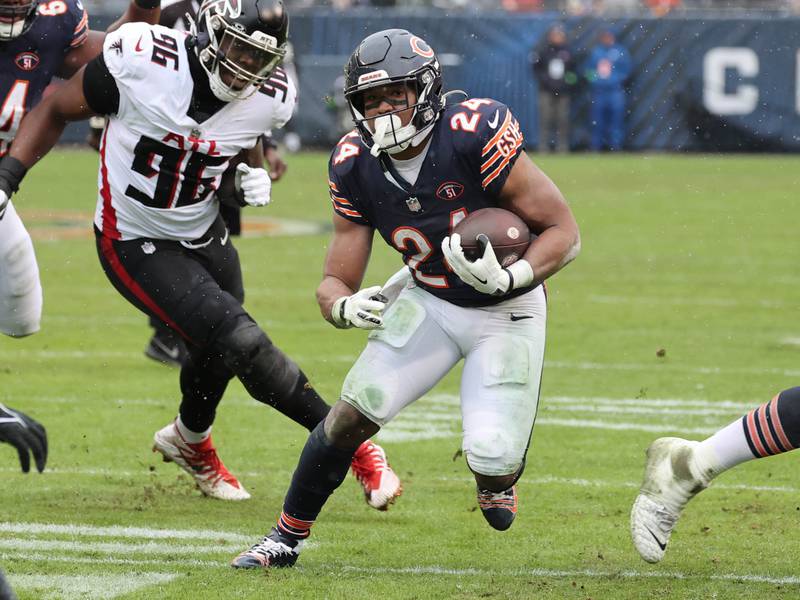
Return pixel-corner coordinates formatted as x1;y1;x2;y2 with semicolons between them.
341;284;546;477
0;201;42;337
630;437;710;563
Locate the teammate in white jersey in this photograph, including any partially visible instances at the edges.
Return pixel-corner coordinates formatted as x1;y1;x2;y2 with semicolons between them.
0;0;400;505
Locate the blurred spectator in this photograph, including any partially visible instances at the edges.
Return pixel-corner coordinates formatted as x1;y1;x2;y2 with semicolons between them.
583;29;631;151
502;0;543;10
531;25;577;153
326;74;354;140
645;0;681;15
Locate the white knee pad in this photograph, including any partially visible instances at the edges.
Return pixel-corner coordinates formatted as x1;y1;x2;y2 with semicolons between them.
0;204;42;337
463;426;524;477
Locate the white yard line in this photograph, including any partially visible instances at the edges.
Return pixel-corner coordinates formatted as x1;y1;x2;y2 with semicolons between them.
2;347;799;378
0;522;252;542
545;360;800;378
435;474;800;494
8;573;176;600
546;396;756;410
1;551;219;568
0;464;792;495
339;565;800;586
3;521;798;589
0;538;242;555
7;554;799;587
535;417;718;435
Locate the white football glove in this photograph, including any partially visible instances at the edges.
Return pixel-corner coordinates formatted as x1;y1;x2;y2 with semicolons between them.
330;285;388;330
442;233;510;296
235;163;272;207
0;189;8;221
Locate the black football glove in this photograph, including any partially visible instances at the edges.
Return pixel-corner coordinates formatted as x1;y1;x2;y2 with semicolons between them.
0;403;48;473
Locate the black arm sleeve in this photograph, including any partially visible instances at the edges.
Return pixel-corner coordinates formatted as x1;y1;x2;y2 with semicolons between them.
83;53;121;116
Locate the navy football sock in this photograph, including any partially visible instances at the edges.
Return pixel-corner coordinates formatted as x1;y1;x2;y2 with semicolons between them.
278;422;353;539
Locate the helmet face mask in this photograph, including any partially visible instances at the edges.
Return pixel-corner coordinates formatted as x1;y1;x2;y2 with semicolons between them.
195;0;288;102
0;0;40;41
344;29;443;156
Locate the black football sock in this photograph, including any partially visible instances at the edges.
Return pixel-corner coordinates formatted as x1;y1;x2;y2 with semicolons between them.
178;352;232;432
277;421;353;540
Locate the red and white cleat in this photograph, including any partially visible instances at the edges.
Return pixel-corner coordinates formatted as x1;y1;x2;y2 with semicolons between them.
153;422;250;501
350;440;402;511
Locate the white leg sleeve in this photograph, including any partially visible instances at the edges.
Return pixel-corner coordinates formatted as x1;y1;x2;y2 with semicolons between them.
460;287;547;476
0;201;42;337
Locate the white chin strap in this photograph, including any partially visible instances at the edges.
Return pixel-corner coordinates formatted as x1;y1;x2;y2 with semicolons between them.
370;114;417;157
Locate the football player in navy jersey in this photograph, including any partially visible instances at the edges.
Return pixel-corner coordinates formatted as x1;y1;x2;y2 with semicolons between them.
0;0;400;507
231;29;580;569
0;0;160;339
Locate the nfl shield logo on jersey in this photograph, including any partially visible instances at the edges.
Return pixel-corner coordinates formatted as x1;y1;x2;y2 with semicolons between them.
405;196;422;213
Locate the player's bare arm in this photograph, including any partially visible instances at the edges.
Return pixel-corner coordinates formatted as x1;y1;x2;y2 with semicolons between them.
316;213;374;326
497;151;581;284
58;1;160;78
6;67;94;169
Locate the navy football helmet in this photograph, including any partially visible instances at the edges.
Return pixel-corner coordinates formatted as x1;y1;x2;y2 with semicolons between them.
0;0;40;41
193;0;288;102
344;29;443;155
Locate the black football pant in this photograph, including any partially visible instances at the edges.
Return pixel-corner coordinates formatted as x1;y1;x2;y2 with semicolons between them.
95;216;329;433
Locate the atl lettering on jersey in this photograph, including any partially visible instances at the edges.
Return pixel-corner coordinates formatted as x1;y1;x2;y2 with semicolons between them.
95;22;296;241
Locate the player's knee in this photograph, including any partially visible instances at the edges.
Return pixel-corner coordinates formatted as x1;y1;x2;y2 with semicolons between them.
216;318;263;366
464;427;523;477
324;400;376;449
216;318;299;392
341;375;398;426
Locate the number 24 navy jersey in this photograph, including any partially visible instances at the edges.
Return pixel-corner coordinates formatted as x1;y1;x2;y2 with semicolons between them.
328;97;531;307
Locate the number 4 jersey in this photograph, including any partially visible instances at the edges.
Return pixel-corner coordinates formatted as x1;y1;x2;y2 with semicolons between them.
86;22;296;241
0;0;89;157
328;98;531;307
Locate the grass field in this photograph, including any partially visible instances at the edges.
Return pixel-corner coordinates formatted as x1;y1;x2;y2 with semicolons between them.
1;150;800;599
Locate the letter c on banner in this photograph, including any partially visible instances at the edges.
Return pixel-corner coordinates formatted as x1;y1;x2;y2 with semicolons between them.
703;47;759;115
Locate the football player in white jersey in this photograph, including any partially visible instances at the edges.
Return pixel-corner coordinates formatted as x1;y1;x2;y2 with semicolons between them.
84;0;294;370
0;0;400;505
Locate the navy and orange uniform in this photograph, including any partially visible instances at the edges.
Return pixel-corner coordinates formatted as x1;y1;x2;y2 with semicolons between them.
328;97;531;307
0;0;89;156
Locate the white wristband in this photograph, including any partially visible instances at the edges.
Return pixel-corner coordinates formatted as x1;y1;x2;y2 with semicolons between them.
505;259;535;290
330;296;351;329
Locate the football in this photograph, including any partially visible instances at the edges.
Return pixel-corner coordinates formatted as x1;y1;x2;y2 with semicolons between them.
453;207;531;267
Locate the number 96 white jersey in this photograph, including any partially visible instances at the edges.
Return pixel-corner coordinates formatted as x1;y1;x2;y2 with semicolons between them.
94;22;296;241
